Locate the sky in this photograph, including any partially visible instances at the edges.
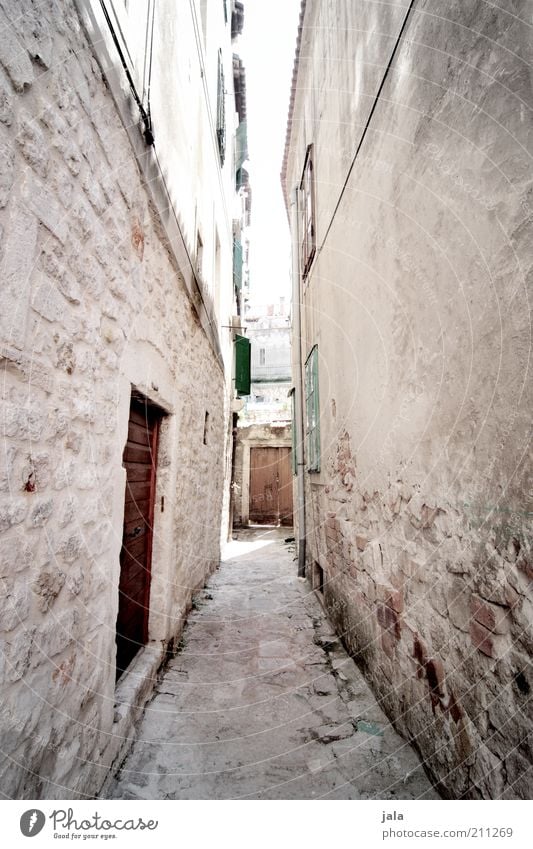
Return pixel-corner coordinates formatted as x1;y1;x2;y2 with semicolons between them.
238;0;302;307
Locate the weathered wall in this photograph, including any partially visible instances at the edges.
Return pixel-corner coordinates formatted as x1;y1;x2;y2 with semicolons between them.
0;0;227;798
233;424;292;526
285;0;532;798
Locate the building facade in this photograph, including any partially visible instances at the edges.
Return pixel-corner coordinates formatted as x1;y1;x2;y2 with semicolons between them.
0;0;247;798
243;301;292;424
283;0;532;799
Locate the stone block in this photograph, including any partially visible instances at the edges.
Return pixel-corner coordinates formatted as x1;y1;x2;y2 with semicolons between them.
39;608;80;658
0;444;16;492
376;602;401;639
56;533;84;564
31;276;66;323
31;566;66;613
355;534;368;551
30;499;54;528
412;633;427;665
315;722;355;743
0;206;38;349
3;626;36;682
1;578;31;632
0;139;14;207
0;534;33;579
0;7;34;91
381;629;397;658
470;620;494;657
16;112;48;178
425;656;446;697
0;346;54;393
516;552;533;582
470;742;505;799
504;750;532;800
21;174;68;244
0;498;28;533
376;580;404;613
446;577;471;632
0;75;13;125
387;586;404;613
470;594;510;635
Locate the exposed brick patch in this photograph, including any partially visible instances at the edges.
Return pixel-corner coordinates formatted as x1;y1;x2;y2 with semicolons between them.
381;630;397;658
413;633;427;665
426;657;445;697
377;602;401;640
470;594;509;634
355;534;368;551
470;620;494;657
447;689;464;724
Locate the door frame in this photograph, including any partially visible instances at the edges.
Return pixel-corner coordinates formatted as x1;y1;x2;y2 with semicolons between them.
116;393;165;679
241;437;292;526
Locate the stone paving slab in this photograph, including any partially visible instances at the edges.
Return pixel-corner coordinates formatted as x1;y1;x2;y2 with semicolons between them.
103;528;440;800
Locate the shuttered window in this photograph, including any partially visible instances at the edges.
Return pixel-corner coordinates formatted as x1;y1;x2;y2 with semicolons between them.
233;239;243;292
289;388;297;475
305;345;320;472
235;334;251;396
300;144;316;279
216;50;226;165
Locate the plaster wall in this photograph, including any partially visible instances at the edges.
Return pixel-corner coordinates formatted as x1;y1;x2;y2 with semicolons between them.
284;0;532;799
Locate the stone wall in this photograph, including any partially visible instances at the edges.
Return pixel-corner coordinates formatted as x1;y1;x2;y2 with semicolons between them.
0;0;227;798
285;0;532;798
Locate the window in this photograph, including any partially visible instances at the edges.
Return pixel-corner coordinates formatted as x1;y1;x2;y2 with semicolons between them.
216;49;226;165
203;411;209;445
305;345;320;472
259;348;266;366
300;144;316;279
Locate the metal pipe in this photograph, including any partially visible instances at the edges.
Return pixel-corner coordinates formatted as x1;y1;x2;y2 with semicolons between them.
290;187;306;578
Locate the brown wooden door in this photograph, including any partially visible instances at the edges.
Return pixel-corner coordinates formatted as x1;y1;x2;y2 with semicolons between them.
277;446;293;527
249;447;293;526
116;397;161;680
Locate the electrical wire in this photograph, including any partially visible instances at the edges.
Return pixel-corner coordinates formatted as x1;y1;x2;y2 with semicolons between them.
317;0;417;256
98;0;154;144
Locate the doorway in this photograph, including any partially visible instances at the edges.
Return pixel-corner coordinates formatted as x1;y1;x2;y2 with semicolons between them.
116;394;163;681
249;446;293;526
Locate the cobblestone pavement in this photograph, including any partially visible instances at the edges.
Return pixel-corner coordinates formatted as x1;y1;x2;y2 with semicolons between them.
104;529;440;800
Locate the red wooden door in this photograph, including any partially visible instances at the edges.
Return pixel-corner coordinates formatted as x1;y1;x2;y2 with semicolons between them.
116;397;161;680
249;447;293;526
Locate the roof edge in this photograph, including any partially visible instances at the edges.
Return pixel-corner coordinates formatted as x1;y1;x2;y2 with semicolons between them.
280;0;308;213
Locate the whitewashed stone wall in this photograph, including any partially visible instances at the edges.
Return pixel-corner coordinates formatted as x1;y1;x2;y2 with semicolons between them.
0;0;227;798
284;0;532;799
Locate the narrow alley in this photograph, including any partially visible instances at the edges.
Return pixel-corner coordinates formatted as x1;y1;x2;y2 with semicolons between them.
104;530;438;800
0;0;531;822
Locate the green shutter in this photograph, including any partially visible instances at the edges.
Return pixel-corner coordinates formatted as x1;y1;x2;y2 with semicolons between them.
235;334;251;396
305;346;320;472
290;389;297;475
